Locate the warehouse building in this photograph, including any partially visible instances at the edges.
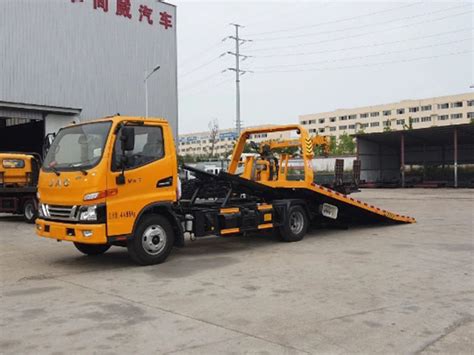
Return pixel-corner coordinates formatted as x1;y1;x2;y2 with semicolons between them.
0;0;177;155
300;93;474;139
356;124;474;188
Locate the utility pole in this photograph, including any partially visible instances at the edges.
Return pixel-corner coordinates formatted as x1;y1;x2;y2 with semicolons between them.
225;24;252;136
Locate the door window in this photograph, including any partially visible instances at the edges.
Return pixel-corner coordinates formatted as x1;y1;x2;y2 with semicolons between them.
113;125;165;171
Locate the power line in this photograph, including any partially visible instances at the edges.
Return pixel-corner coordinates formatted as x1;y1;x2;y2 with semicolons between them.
246;9;473;53
178;41;223;68
179;54;226;79
246;2;422;36
251;38;472;70
245;1;333;27
181;77;235;98
252;3;469;41
255;27;473;58
179;72;223;92
253;50;472;74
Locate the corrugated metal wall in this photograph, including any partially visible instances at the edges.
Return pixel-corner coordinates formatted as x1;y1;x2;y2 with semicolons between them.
0;0;178;137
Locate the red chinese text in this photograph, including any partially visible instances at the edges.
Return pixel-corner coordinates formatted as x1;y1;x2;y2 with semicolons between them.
159;11;172;30
93;0;109;12
116;0;132;19
139;5;153;25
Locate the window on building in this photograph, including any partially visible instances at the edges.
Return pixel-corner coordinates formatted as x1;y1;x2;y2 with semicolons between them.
318;118;325;124
438;115;449;121
467;112;474;118
383;110;391;116
468;100;474;107
319;128;325;133
360;123;369;128
330;127;336;132
339;125;347;130
310;129;317;133
301;120;308;125
397;108;405;114
370;122;380;127
348;124;356;129
370;112;380;117
421;116;431;122
339;116;347;121
410;117;420;123
348;114;357;120
383;120;391;127
360;113;368;118
438;103;449;109
329;117;336;122
396;119;405;125
451;113;462;119
421;105;432;111
409;107;419;113
451;101;463;108
310;119;316;124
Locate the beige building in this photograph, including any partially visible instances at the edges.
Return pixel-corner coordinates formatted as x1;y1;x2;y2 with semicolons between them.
299;93;474;139
178;125;291;158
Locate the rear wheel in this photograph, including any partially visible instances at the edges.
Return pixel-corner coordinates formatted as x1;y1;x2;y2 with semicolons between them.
127;215;175;266
74;242;110;255
23;199;37;223
277;205;308;242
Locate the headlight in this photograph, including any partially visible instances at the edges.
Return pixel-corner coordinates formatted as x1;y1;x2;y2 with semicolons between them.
79;205;97;221
38;203;45;217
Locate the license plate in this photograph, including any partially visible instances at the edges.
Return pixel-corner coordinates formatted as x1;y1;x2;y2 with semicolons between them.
321;203;338;219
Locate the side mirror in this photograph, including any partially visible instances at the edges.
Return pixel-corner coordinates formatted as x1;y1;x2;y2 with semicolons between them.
120;127;135;152
116;127;134;185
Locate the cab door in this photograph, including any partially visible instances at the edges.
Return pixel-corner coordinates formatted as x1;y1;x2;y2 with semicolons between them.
106;123;177;237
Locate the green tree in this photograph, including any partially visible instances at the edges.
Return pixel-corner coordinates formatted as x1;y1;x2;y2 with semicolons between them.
337;133;356;155
329;136;337;155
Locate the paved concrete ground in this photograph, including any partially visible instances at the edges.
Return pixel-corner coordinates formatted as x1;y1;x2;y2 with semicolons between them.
1;189;473;354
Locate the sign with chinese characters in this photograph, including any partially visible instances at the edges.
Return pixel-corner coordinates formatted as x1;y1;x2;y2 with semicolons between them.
71;0;173;30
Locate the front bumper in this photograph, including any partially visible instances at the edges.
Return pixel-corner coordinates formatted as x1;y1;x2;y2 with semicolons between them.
36;218;107;244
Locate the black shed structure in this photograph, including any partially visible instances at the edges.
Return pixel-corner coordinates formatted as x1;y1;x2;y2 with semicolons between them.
355;124;474;188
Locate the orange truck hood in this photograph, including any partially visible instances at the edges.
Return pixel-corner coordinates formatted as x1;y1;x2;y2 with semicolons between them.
38;169;107;205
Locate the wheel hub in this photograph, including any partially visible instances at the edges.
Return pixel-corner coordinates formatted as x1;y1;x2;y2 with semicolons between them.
289;211;304;234
142;225;167;255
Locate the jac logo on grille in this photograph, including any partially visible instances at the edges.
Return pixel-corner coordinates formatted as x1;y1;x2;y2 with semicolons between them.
49;179;70;187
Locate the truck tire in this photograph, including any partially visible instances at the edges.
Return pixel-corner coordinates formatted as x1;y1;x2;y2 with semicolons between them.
277;205;308;242
23;199;37;224
74;242;111;255
127;215;175;266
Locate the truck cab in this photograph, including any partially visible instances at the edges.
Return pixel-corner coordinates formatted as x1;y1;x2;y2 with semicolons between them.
36;116;180;263
0;152;41;222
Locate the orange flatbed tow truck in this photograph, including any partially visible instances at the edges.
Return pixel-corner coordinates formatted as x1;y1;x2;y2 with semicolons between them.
36;116;415;265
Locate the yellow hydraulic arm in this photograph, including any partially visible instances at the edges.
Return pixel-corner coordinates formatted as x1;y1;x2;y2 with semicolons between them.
259;135;330;156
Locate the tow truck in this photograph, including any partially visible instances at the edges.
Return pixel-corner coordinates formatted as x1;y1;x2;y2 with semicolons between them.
36;116;415;265
1;153;41;222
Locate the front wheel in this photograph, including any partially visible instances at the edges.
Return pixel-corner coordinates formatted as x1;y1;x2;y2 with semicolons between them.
276;205;308;242
127;215;175;266
74;242;111;255
23;199;37;223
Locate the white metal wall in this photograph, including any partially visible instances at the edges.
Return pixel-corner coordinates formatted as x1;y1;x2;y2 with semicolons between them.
0;0;178;137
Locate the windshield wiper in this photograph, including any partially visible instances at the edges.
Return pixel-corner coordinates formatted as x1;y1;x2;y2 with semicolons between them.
50;166;60;176
79;168;88;176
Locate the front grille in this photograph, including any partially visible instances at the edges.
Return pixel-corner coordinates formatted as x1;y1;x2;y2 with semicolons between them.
41;204;79;221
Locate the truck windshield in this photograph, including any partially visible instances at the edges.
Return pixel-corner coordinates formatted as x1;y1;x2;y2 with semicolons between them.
43;121;112;171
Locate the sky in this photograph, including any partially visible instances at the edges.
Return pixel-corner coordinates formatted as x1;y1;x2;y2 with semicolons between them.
174;0;473;134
